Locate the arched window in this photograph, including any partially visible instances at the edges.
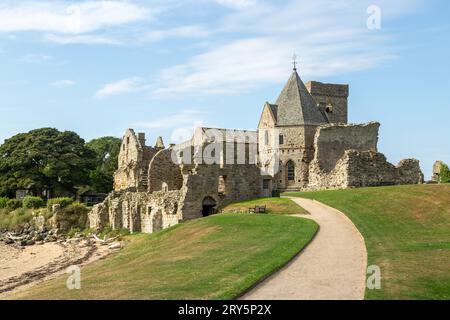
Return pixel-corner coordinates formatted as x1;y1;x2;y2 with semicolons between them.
287;161;295;181
264;130;269;145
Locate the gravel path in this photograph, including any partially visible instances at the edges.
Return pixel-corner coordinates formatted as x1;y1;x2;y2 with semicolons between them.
242;197;367;300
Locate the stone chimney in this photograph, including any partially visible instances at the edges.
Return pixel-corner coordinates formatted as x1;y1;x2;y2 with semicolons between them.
138;132;146;147
155;136;165;150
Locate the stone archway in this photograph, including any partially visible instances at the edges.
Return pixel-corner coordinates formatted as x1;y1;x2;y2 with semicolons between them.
202;196;217;217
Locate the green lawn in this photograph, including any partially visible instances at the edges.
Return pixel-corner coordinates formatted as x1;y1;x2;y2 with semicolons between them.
12;213;317;300
285;184;450;300
221;197;308;215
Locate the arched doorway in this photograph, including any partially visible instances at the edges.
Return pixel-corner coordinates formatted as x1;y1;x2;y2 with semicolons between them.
202;196;217;217
286;160;295;186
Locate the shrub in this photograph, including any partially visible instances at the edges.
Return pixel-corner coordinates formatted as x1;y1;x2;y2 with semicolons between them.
6;199;22;210
57;202;90;233
47;197;74;210
0;197;9;209
0;208;33;230
440;164;450;183
23;196;45;209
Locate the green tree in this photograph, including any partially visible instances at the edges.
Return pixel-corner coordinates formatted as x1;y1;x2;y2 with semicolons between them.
86;136;121;193
0;128;95;198
440;163;450;183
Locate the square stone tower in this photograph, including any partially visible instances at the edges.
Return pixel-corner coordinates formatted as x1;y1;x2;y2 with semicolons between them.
305;81;349;124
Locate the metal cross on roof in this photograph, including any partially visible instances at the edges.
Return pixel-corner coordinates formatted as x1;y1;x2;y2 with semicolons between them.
292;54;298;71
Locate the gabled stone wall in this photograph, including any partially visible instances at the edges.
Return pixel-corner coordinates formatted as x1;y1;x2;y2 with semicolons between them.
114;129;157;192
148;149;183;193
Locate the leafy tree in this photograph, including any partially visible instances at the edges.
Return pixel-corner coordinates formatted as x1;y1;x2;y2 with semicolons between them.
86;136;121;193
440;164;450;183
0;128;95;198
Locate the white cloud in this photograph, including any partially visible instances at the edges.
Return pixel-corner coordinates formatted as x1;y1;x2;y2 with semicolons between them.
0;1;150;34
151;35;393;96
95;77;146;99
142;25;212;42
148;0;401;95
44;33;121;45
95;0;422;97
212;0;256;9
50;79;75;87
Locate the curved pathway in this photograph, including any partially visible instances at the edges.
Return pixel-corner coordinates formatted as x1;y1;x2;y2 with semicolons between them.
241;197;367;300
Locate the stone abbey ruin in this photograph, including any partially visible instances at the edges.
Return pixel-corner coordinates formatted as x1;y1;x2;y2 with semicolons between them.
89;68;424;234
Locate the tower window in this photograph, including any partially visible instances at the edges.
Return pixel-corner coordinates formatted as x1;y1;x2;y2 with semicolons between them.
279;134;284;145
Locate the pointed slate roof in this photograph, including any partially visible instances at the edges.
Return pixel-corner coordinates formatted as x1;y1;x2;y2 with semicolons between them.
275;70;329;126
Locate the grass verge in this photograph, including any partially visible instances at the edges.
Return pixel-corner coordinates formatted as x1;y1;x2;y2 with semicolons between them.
221;197;308;215
12;213;317;300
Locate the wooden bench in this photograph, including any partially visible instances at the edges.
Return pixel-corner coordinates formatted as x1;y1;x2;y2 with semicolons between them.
249;205;267;214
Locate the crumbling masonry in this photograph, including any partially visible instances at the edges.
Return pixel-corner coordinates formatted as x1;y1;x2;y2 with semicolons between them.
89;69;424;233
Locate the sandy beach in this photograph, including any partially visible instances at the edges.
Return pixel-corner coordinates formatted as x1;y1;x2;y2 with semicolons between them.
0;240;111;298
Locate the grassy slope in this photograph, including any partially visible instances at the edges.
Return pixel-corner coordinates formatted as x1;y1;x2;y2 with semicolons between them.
13;213;317;300
221;197;308;215
285;184;450;300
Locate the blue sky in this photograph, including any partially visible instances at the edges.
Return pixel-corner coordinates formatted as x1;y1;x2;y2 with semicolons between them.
0;0;449;179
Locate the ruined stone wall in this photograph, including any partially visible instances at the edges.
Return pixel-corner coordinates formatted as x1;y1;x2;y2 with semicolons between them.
307;122;423;190
88;190;182;234
432;161;445;182
308;150;424;190
179;162;264;221
313;122;379;173
306;81;349;124
114;129;157;192
148;149;183;193
345;151;424;187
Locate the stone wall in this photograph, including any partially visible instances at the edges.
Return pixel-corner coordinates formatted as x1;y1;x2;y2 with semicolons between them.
148;149;183;193
308;150;424;190
179;159;264;220
88;190;182;234
305;81;349;124
313;122;379;173
346;151;424;187
432;161;445;182
258;108;318;191
114;129;157;192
